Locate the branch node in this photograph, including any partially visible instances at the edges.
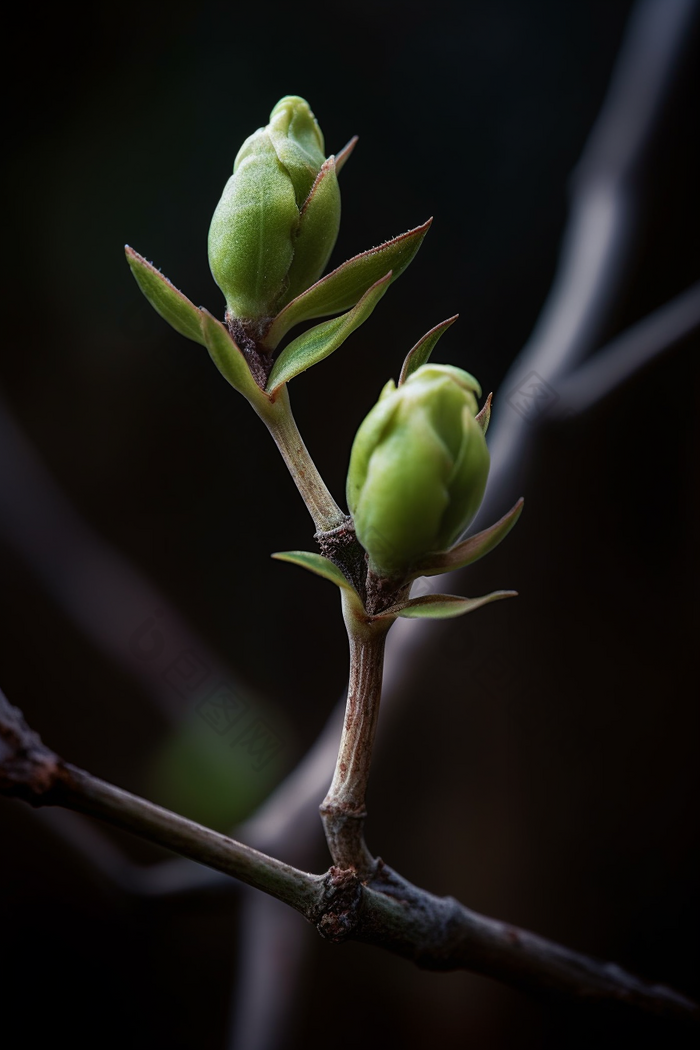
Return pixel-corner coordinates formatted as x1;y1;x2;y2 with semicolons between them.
313;866;363;943
0;692;63;803
315;518;367;597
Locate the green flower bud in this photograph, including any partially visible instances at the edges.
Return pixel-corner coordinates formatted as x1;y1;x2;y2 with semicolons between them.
208;96;341;323
346;365;490;578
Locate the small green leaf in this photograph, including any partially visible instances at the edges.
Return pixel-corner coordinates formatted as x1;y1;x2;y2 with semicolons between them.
125;247;205;345
200;310;271;409
412;499;524;578
334;135;358;175
398;315;459;385
264;219;432;349
373;590;517;622
282;158;341;307
475;392;492;434
266;273;392;394
272;551;353;591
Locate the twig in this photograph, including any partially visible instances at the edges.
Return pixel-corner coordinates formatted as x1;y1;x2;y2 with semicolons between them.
2;687;697;1026
357;866;698;1022
261;385;347;531
319;597;390;874
0;688;318;914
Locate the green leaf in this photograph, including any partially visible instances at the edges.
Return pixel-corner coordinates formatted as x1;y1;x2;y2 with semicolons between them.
200;310;271;409
271;551;353;591
266;273;392;394
373;590;517;622
475;391;492;434
282;158;341;307
334;135;358;175
411;499;524;578
264;219;432;349
398;315;459;385
125;247;205;345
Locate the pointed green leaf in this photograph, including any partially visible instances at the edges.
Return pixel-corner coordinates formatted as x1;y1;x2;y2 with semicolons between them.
125;247;205;345
398;315;459;385
373;590;517;622
200;310;271;409
266;272;392;394
412;499;524;578
476;392;492;434
271;550;353;590
264;219;432;349
335;135;358;175
282;158;341;307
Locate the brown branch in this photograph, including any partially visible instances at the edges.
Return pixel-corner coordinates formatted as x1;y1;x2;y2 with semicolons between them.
319;600;390;875
2;687;697;1027
0;689;319;915
356;865;698;1023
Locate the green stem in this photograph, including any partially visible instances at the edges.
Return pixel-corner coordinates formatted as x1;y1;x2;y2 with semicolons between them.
261;386;347;532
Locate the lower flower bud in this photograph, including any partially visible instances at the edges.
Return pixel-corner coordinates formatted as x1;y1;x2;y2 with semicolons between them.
346;365;490;578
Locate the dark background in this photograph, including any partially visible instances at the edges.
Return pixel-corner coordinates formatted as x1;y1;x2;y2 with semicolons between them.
1;1;698;1047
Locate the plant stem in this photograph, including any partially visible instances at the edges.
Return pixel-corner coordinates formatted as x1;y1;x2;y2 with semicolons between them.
319;593;390;875
2;687;698;1024
60;767;322;912
0;688;319;913
261;385;347;532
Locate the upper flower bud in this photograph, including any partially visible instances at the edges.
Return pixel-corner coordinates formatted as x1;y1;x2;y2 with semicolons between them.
346;364;490;579
208;96;341;323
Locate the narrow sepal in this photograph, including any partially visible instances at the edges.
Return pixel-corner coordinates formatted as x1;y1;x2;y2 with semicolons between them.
266;273;392;394
411;498;524;578
264;220;432;349
125;247;205;346
335;135;359;175
200;310;271;409
476;392;493;434
398;315;459;385
271;551;353;591
282;158;341;307
371;590;517;622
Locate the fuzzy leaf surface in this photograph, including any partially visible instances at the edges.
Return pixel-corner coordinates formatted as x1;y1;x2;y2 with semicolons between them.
334;135;358;174
398;315;459;384
412;499;524;577
475;392;493;434
282;158;341;307
266;273;391;393
264;220;431;348
271;550;353;591
373;589;517;621
126;247;205;345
